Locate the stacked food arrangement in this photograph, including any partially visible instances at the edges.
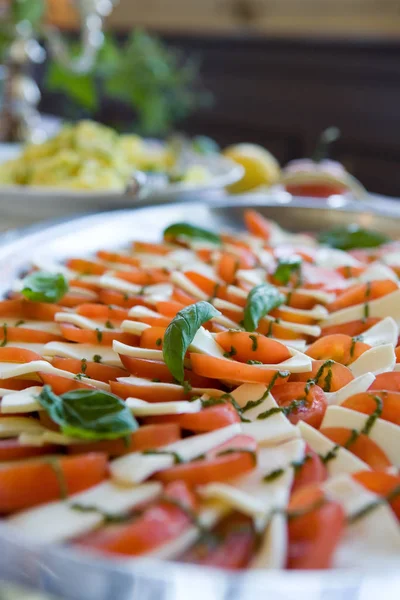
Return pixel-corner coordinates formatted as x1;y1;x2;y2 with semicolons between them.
0;209;398;570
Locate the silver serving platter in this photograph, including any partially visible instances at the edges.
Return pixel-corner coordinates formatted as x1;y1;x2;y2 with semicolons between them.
0;196;400;600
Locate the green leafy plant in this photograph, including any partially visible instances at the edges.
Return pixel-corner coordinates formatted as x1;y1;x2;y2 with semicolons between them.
243;284;285;332
46;30;211;136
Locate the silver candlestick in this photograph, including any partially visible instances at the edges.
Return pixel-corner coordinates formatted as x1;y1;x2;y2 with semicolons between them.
0;0;119;143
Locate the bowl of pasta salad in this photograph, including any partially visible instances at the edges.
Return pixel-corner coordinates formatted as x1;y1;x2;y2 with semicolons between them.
0;197;399;600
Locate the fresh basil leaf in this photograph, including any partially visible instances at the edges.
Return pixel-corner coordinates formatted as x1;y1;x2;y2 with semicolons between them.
163;301;221;383
21;271;68;303
318;225;390;250
243;284;285;332
163;222;221;245
273;256;302;285
37;385;138;441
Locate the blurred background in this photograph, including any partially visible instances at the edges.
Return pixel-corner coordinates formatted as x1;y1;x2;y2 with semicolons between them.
0;0;400;196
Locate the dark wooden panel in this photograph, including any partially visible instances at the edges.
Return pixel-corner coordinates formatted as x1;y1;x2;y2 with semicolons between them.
39;34;400;196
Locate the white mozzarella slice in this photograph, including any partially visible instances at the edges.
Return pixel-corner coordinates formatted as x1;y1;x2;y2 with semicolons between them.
229;384;299;446
359;262;399;283
349;344;395;377
360;317;399;348
113;341;164;362
321;289;400;327
0;318;61;335
273;338;307;351
54;313;111;331
226;285;247;300
43;342;122;367
236;269;265;287
297;421;370;475
19;429;88;446
121;320;151;335
68;286;98;300
213;314;243;330
250;513;287;569
212;298;242;315
128;306;163;320
116;376;221;400
260;315;321;338
170;272;208;301
278;304;329;320
1;386;43;413
9;481;161;543
198;439;304;521
325;373;376;406
110;423;241;484
382;251;400;267
323;474;400;568
315;247;361;269
0;416;45;438
321;405;400;467
31;255;74;278
5;342;49;355
190;327;226;358
98;275;142;295
0;360;110;391
126;397;202;416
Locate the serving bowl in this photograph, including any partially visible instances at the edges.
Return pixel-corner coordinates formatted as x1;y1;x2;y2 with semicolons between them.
0;195;399;600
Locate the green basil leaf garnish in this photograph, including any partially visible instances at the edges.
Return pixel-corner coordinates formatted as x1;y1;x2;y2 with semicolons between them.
163;222;221;245
318;225;390;250
163;301;221;383
243;284;285;332
37;385;138;441
192;136;220;155
273;256;302;285
21;271;68;303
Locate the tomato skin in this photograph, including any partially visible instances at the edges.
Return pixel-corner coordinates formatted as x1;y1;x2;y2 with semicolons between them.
75;481;197;556
182;513;256;569
369;372;400;392
215;331;291;365
287;500;345;569
0;439;59;461
154;434;257;486
306;334;370;365
272;382;327;428
320;427;392;470
68;424;181;457
353;471;400;520
292;446;328;494
118;356;215;388
285;183;347;198
50;357;128;383
290;359;353;392
0;453;108;513
321;317;380;338
342;391;400;426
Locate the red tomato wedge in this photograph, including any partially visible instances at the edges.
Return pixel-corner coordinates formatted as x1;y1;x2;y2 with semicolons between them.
287;485;345;570
75;481;197;556
292;446;328;494
341;391;400;426
369;372;400;392
118;356;215;387
50;358;128;383
306;334;370;365
0;439;59;461
353;471;400;520
182;513;256;569
272;382;327;428
290;359;353;392
328;280;397;312
190;353;289;385
244;210;271;240
76;303;129;321
321;317;380;338
320;427;392;470
59;323;138;346
215;331;291;365
110;379;224;402
154;434;257;486
0;453;108;513
68;424;181;457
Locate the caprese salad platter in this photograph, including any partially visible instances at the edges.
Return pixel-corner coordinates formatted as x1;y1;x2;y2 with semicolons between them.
0;197;399;600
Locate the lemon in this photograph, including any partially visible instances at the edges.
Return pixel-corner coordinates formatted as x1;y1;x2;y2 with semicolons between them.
223;143;281;193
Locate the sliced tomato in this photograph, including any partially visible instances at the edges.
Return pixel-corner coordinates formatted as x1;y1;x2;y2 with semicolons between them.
0;439;59;461
342;391;400;426
140;326;167;350
182;513;256;569
285;183;347;198
190;353;289;386
68;423;181;457
177;402;241;432
292;446;328;494
76;303;129;321
215;331;291;365
272;382;327;428
320;427;392;470
75;480;197;556
154;434;257;486
287;484;345;570
50;358;128;383
353;471;400;520
110;379;223;402
118;356;216;388
0;327;63;344
306;334;370;365
321;317;380;338
0;453;108;513
369;372;400;392
328;280;397;312
244;209;271;240
59;323;138;346
290;360;353;392
39;373;96;395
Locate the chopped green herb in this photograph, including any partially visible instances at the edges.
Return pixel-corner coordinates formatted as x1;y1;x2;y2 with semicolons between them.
70;503;132;524
0;323;7;347
80;358;87;373
263;468;284;482
217;448;257;466
14;319;25;327
47;457;68;500
247;360;263;365
249;334;258;351
105;320;114;330
223;346;237;358
93;354;102;363
142;449;183;464
151;378;161;383
96;329;103;343
155;337;162;347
